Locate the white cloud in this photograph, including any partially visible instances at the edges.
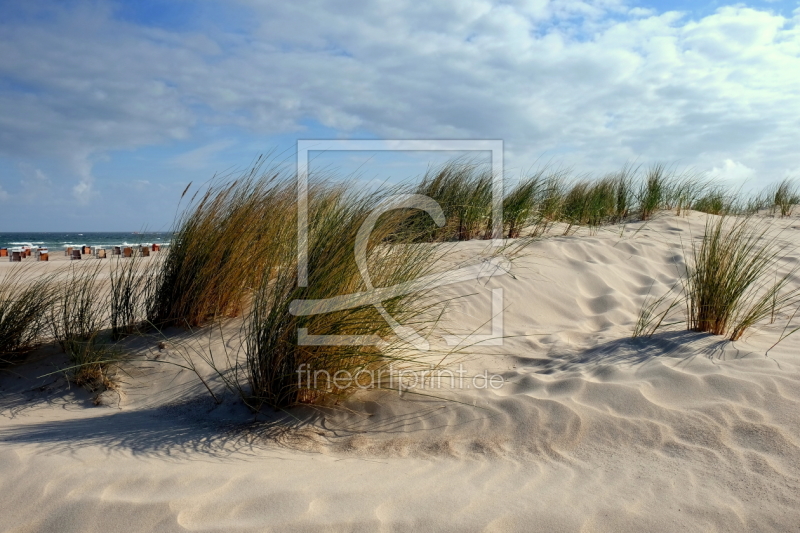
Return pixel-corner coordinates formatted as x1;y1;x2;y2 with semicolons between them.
708;159;756;182
1;0;799;206
72;179;94;204
67;150;99;204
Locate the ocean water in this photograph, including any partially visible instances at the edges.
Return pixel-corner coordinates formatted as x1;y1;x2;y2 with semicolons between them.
0;232;172;250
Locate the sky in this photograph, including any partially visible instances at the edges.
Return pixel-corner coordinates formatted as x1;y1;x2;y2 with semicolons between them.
0;0;799;231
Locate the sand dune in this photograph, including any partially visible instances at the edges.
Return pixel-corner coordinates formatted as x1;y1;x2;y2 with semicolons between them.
2;211;800;532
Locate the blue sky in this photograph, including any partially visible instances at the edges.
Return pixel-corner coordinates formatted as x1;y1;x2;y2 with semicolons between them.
637;0;797;18
1;0;799;231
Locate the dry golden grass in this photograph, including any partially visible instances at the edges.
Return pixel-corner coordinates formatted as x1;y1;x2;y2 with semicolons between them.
243;184;454;409
149;158;297;327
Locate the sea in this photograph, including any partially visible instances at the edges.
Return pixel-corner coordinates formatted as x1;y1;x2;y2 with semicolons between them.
0;232;173;251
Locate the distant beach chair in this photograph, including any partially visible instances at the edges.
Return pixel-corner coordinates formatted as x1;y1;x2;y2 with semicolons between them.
24;248;31;257
11;251;21;262
113;246;121;255
152;243;160;252
65;247;73;257
97;249;107;259
123;247;132;258
141;246;150;257
0;248;7;257
82;246;91;255
38;250;49;261
71;249;81;260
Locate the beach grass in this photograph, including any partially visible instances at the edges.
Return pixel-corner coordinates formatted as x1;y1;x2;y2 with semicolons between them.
148;162;454;409
632;282;682;339
46;262;119;388
148;158;295;328
503;172;543;239
0;266;56;366
691;186;735;216
685;215;800;341
773;178;799;218
634;214;800;341
410;160;493;241
48;262;107;348
111;251;160;339
637;164;669;221
5;155;800;409
243;182;450;409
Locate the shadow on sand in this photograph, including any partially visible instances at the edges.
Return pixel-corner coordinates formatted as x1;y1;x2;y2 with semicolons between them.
1;330;758;459
0;394;333;460
517;329;757;374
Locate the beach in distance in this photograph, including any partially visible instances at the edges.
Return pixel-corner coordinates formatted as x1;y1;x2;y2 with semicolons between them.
0;232;172;253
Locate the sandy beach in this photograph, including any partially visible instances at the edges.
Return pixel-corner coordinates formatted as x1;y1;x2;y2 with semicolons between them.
2;210;799;532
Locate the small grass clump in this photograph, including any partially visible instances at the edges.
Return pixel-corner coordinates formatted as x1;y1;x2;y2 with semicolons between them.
410;161;493;241
772;178;799;218
611;166;636;222
634;215;800;342
0;267;55;366
584;177;617;227
637;164;670;221
503;173;543;238
671;174;708;216
48;262;107;346
684;216;800;340
536;172;567;225
692;186;735;216
557;180;588;232
64;339;121;394
47;262;116;388
743;189;773;215
111;250;160;339
556;170;636;233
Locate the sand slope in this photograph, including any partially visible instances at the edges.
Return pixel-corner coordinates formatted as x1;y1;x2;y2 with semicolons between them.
2;211;800;532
